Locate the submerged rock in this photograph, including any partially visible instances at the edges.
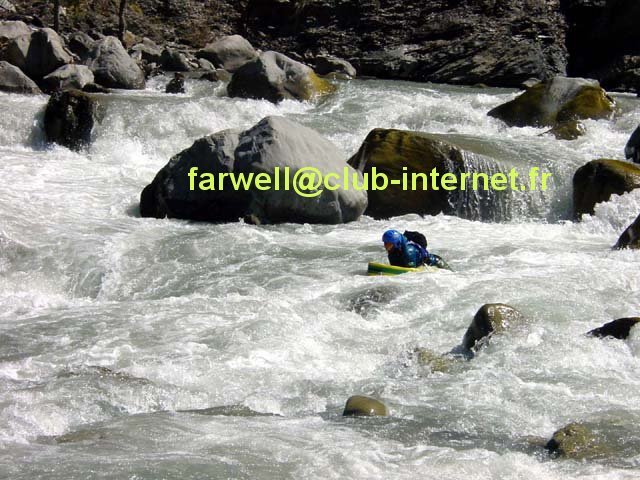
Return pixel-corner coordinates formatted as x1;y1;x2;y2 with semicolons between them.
488;77;615;128
625;126;640;164
462;303;524;352
546;120;586;141
140;116;367;224
413;348;456;373
165;72;185;94
44;90;101;151
227;51;335;103
87;36;145;89
0;60;40;94
41;64;94;93
343;395;388;417
197;35;258;73
614;214;640;250
573;159;640;218
587;317;640;339
545;423;607;459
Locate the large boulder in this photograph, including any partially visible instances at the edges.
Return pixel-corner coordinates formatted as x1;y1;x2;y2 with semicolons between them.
3;28;72;81
347;128;508;220
488;77;615;128
227;51;335;103
44;90;102;151
462;303;524;352
625;126;640;164
197;35;258;73
0;20;30;42
140;116;367;224
545;423;607;460
342;396;388;417
41;64;94;93
614;213;640;250
87;36;145;90
573;159;640;218
0;60;40;94
130;38;162;65
67;32;95;62
160;48;193;72
587;317;640;340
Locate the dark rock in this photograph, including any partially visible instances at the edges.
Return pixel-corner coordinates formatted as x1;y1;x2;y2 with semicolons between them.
614;214;640;250
546;120;586;140
0;60;39;93
587;317;640;339
545;423;607;459
462;303;524;352
625;126;640;164
41;64;94;93
67;32;95;62
315;55;356;78
82;83;110;94
140;116;367;224
44;89;101;151
165;72;185;93
573;159;640;218
87;36;145;90
343;395;388;417
160;47;192;72
197;35;258;73
227;51;335;103
488;76;615;128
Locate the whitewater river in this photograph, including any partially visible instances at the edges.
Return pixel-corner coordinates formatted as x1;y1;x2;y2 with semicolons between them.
1;77;639;479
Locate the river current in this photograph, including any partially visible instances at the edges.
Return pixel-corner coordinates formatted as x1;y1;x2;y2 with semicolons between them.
1;77;639;479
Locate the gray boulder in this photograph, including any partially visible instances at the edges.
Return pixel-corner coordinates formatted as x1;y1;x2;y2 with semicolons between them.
197;35;258;73
488;76;615;128
67;32;96;62
315;55;356;78
88;36;145;89
21;28;73;81
44;89;102;151
614;214;640;250
41;64;94;92
140;116;367;224
0;61;40;94
160;48;192;72
227;51;335;103
130;38;162;64
625;125;640;164
0;20;30;42
462;303;524;351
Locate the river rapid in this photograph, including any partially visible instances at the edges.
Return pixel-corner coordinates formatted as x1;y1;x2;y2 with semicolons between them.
1;77;639;479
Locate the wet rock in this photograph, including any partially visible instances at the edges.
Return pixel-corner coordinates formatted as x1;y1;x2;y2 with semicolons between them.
345;286;398;318
82;83;110;94
413;348;455;373
87;36;145;89
315;55;356;78
625;126;640;164
41;64;94;93
546;120;587;140
573;159;640;218
545;423;607;459
160;47;192;72
44;89;101;151
140;116;367;224
488;76;615;128
614;214;640;250
227;51;335;103
587;318;640;339
197;34;258;73
343;395;388;417
462;303;524;352
179;405;279;417
165;72;185;94
0;60;40;94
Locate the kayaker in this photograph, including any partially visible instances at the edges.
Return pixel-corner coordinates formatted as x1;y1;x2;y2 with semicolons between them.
382;229;450;269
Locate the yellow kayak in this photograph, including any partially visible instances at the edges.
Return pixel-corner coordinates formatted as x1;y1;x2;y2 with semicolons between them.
367;262;427;276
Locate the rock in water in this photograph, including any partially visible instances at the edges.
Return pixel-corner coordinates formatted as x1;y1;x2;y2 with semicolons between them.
545;423;607;459
614;214;640;250
165;73;185;94
488;76;615;128
587;317;640;339
88;36;145;90
625;126;640;164
315;56;356;78
546;120;587;141
41;65;94;93
343;396;388;417
462;303;523;352
197;35;258;73
573;159;640;218
44;90;101;151
0;61;40;94
140;116;367;224
227;51;335;103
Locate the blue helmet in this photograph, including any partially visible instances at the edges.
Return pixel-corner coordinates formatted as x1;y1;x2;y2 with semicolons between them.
382;229;404;249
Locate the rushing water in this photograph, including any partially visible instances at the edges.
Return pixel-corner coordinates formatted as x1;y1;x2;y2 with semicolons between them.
1;76;639;479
